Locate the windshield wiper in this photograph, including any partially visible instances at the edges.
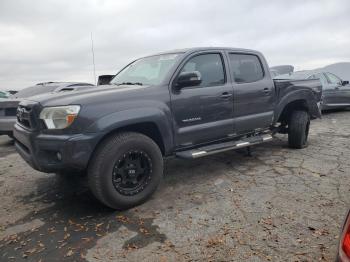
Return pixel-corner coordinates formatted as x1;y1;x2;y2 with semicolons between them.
114;82;143;86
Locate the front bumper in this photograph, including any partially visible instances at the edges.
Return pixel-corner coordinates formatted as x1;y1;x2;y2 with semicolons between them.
13;123;103;173
0;117;16;135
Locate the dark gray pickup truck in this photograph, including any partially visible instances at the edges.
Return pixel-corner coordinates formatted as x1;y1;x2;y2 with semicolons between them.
13;47;322;209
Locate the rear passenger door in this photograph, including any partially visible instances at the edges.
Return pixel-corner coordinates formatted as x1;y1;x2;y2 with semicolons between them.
227;53;275;135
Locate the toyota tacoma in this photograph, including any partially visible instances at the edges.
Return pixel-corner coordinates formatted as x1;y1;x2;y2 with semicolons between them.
13;47;322;210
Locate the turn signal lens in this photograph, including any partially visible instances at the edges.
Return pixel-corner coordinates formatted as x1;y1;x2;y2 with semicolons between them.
339;211;350;262
343;230;350;259
66;114;77;125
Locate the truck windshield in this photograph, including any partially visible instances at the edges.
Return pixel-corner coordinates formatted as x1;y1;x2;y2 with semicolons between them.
110;53;181;86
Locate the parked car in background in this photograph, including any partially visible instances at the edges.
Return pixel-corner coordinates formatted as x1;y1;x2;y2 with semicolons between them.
0;82;94;137
276;71;350;110
270;65;294;75
269;69;280;78
97;75;114;85
337;209;350;261
7;90;18;95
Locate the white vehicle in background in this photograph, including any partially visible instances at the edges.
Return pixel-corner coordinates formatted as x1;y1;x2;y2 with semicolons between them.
270;65;294;76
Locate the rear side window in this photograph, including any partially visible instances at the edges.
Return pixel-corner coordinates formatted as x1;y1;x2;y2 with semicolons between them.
229;54;264;83
180;53;225;87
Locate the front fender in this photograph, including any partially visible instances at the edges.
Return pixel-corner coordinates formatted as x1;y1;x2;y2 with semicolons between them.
85;107;174;154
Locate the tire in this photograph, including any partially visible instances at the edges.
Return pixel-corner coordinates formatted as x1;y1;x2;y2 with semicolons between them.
288;110;310;149
88;132;163;210
56;170;86;178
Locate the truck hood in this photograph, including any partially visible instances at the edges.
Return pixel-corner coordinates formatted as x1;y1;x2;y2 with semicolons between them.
25;84;148;106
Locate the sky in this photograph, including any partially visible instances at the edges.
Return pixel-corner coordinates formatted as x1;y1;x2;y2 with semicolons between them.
0;0;350;90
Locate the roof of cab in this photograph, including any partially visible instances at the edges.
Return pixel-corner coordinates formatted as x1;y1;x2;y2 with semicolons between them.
151;47;261;56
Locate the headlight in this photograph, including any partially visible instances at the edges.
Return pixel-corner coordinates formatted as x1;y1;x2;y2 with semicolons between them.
39;105;80;129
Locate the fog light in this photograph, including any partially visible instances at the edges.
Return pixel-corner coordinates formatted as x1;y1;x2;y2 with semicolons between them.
56;152;62;161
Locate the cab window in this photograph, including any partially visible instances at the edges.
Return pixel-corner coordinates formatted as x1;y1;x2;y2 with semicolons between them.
229;54;264;83
179;53;225;87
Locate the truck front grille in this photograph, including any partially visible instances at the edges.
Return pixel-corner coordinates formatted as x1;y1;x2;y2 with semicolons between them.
17;105;33;129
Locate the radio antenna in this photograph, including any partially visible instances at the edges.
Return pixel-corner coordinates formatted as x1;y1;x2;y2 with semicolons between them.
90;32;97;85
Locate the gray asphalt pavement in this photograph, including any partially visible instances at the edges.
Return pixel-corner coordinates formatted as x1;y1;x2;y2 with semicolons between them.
0;110;349;261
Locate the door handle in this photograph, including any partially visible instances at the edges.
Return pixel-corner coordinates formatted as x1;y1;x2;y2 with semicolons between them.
221;92;232;99
263;88;270;94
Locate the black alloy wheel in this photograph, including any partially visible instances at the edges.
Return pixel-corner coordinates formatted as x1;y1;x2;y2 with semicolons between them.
112;150;152;196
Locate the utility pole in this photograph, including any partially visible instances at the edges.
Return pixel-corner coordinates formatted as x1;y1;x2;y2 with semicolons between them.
91;32;97;85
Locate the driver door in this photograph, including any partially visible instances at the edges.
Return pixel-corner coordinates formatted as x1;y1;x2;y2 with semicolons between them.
170;52;234;148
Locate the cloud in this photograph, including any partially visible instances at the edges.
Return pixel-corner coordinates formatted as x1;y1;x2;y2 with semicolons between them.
0;0;349;89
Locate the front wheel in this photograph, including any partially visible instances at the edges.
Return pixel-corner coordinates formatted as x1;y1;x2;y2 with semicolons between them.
88;132;163;210
288;110;310;149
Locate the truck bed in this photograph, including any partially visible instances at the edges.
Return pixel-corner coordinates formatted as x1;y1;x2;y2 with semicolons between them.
273;78;322;101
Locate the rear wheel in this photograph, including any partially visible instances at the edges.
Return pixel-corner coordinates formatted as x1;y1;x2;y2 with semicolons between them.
88;132;163;210
288;110;310;149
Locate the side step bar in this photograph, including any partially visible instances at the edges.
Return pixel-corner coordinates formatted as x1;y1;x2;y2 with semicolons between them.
176;134;273;159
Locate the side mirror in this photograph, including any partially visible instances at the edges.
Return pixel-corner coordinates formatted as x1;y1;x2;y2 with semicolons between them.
176;71;202;88
97;75;114;85
342;80;349;86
